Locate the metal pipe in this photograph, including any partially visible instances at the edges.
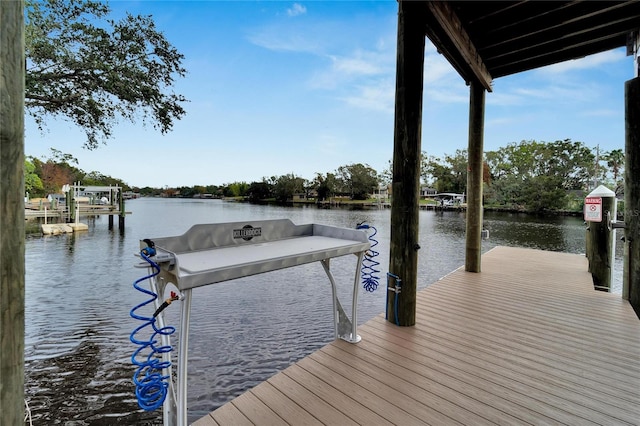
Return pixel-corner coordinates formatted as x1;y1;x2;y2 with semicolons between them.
149;277;175;426
350;252;365;343
320;259;339;340
176;289;192;426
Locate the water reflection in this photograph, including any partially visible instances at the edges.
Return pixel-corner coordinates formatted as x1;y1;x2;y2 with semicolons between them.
483;212;583;252
23;199;621;424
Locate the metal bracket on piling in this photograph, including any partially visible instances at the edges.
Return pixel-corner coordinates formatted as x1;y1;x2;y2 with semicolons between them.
607;210;626;231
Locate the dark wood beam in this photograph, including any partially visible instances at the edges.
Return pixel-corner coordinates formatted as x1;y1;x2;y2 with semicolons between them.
426;1;493;92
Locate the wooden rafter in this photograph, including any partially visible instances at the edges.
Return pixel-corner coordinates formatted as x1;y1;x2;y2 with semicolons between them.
426;1;493;92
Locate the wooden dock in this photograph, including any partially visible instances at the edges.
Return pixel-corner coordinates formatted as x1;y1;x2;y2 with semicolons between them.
194;246;640;425
25;205;129;219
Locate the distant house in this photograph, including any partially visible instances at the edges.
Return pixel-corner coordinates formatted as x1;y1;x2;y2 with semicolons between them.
420;186;437;198
192;193;214;199
292;189;318;202
372;185;390;201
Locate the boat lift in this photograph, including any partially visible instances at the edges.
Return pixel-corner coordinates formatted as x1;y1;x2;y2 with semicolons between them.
134;219;370;426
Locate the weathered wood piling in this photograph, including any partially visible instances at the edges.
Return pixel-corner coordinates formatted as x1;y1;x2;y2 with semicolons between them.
624;75;640;315
388;0;425;326
0;1;25;422
465;81;485;273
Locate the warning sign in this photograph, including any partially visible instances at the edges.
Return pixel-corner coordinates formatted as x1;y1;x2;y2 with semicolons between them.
584;197;602;222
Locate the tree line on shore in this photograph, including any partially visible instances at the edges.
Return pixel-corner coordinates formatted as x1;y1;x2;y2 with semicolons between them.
27;139;623;213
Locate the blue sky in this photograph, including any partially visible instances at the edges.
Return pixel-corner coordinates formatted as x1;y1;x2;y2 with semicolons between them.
25;1;635;189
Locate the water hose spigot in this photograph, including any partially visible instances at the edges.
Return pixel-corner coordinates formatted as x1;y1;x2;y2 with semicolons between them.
153;291;180;318
387;272;402;293
141;239;156;257
387;285;402;294
386;272;402;325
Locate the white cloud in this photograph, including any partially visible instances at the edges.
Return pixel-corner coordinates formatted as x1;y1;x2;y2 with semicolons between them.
314;133;346;156
341;81;395;113
486;91;525;107
520;81;600;103
331;54;383;76
287;3;307;17
309;46;394;91
423;53;457;84
248;11;398;113
486;116;518;127
488;75;605;108
537;49;626;74
579;108;619;117
426;87;468;104
247;27;322;53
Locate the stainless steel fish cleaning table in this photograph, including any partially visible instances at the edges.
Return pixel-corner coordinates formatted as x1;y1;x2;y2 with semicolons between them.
138;219;370;426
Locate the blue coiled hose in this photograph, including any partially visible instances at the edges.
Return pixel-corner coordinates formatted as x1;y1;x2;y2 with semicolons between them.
356;223;380;292
129;250;175;411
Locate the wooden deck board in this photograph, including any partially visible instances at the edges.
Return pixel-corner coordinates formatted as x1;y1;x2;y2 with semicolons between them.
358;319;640;425
416;288;640;373
266;373;361;426
412;297;640;385
342;328;589;426
197;246;640;425
250;381;324;426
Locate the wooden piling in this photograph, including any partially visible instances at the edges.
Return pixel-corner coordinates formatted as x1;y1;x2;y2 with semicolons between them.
465;81;485;272
69;195;76;223
0;1;25;423
119;190;125;229
624;76;640;316
388;0;425;326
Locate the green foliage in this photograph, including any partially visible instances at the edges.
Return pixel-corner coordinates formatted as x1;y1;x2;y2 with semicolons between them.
26;149;130;195
602;148;624;190
484;139;595;211
423;149;467;193
518;175;568;212
273;174;305;203
29;149;83;194
25;0;187;149
176;186;197;198
247;181;272;202
24;159;44;197
83;170;127;188
313;172;338;201
223;182;249;198
336;163;379;200
380;159;393;186
606;149;624;179
138;186;162;197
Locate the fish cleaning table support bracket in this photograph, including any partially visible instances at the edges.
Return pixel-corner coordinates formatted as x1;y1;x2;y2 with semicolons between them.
139;219;370;426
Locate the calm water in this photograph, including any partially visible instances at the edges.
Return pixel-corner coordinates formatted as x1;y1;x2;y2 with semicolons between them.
23;198;623;424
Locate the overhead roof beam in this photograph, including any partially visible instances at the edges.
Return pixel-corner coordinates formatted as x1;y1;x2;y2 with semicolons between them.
426;1;493;92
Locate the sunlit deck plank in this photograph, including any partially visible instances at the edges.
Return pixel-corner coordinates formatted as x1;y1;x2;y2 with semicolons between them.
360;318;640;425
197;246;640;425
